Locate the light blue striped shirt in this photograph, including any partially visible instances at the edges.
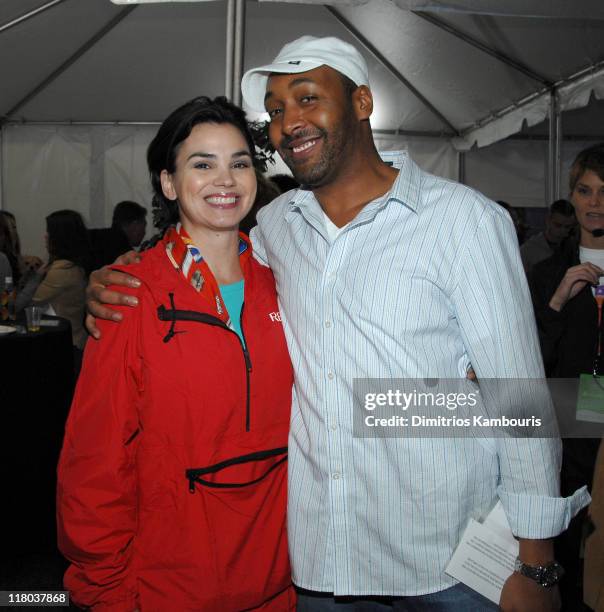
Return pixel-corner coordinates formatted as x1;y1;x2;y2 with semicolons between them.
251;151;589;596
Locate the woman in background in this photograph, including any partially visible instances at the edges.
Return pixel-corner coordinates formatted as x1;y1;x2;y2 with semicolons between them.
0;211;20;286
530;142;604;610
0;210;44;283
17;210;90;358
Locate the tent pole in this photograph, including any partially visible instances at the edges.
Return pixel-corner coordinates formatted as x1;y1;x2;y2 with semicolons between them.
0;126;4;211
3;6;137;120
547;91;561;204
225;0;235;101
0;0;66;36
458;151;466;185
554;108;562;200
232;0;246;107
325;6;459;136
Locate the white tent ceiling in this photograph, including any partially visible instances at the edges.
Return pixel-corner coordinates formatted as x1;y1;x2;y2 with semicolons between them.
1;0;603;145
1;0;604;258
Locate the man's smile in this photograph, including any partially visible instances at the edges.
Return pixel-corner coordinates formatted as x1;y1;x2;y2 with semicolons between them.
292;139;317;154
281;135;323;163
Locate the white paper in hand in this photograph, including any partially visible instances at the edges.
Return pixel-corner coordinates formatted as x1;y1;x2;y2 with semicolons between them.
445;502;518;604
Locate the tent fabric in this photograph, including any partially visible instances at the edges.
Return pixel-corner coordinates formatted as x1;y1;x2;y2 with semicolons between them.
453;94;551;151
456;66;604;150
2;126;458;259
2;124;154;258
464;138;547;208
560;65;604;113
1;0;603;134
374;135;458;180
1;0;604;257
388;1;604;19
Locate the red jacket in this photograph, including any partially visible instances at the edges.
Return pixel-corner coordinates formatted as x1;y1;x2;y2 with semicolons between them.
57;241;294;611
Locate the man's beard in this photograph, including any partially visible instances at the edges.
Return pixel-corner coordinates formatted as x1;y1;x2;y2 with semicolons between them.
277;122;350;189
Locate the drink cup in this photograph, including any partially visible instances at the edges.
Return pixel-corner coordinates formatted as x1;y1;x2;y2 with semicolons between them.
25;306;42;332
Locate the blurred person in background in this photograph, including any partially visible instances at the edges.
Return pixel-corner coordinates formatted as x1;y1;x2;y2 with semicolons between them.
529;143;604;610
496;199;527;244
89;201;147;269
112;200;148;249
521;199;576;275
17;210;91;365
0;212;19;286
0;210;44;282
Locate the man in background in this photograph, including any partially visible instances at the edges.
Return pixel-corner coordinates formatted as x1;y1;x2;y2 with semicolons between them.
89;201;147;269
521;199;576;275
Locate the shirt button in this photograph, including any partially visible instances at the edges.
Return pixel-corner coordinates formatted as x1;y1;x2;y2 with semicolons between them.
332;472;341;480
330;421;338;430
325;321;331;328
327;371;335;380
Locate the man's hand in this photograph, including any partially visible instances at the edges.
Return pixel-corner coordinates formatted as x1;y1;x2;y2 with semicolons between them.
500;571;560;612
85;251;142;339
500;539;560;612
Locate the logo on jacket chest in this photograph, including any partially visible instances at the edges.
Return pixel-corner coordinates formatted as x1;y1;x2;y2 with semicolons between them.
268;311;282;322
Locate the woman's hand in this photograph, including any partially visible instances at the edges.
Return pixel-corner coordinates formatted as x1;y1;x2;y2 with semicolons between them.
85;251;142;339
548;262;604;312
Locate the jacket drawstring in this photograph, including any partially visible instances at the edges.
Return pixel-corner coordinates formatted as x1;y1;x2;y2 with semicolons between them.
163;293;179;343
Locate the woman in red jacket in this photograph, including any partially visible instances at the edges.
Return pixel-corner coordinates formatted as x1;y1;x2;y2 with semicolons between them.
57;97;295;611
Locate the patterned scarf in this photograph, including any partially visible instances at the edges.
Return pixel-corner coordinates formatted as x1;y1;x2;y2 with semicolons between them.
163;223;250;325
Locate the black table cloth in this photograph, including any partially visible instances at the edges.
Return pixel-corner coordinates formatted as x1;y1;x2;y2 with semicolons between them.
0;316;75;557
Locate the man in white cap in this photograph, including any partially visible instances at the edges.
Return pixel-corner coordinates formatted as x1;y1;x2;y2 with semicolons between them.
239;35;588;611
88;36;588;611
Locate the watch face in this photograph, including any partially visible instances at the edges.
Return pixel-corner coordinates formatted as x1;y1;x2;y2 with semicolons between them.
541;564;564;587
516;559;564;587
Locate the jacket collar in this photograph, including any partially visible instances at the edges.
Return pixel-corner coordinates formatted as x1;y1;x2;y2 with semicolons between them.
162;223;251;324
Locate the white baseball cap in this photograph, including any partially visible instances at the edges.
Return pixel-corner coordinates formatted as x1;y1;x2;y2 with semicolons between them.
241;35;369;112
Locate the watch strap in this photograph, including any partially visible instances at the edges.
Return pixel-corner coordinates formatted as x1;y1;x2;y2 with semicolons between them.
514;557;564;588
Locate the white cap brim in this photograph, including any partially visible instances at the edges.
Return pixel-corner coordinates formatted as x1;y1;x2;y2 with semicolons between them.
242;60;322;113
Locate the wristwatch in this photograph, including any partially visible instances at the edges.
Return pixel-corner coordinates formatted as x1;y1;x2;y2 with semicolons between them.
514;557;564;588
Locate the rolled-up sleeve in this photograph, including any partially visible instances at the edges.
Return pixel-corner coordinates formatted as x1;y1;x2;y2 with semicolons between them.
450;200;590;538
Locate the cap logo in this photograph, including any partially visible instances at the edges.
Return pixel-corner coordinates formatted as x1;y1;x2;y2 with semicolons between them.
288;60;301;65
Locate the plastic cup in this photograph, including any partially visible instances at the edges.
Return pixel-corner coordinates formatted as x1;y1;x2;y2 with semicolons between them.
25;306;42;332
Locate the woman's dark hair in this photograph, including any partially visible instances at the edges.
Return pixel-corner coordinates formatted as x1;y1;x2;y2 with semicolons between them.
46;210;91;274
0;210;21;256
0;212;20;283
147;96;257;232
569;142;604;193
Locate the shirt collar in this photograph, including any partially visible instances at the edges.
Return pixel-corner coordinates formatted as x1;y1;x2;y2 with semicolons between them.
286;150;422;215
377;150;422;212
